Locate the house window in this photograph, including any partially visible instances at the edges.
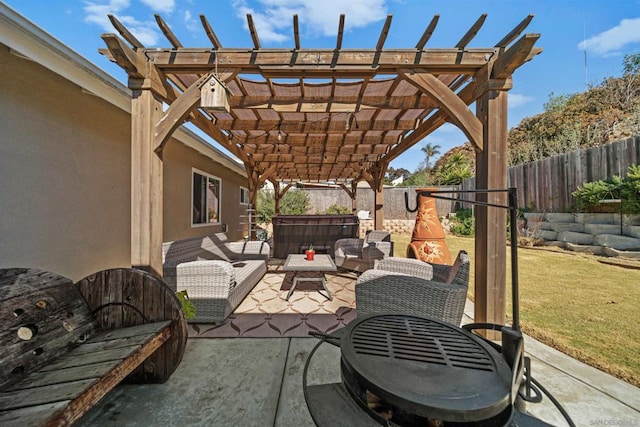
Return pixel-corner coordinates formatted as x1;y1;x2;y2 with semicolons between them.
192;169;221;226
240;187;249;205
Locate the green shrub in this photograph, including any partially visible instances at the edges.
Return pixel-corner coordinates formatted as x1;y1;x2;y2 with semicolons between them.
449;208;475;236
572;179;618;211
325;204;352;214
175;290;196;319
572;164;640;214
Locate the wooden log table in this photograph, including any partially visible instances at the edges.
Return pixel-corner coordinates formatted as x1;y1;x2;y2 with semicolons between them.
283;254;337;301
0;267;187;426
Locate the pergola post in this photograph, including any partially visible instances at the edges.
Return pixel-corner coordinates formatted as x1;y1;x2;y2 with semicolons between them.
338;181;358;214
474;89;508;326
350;181;358;214
245;165;261;239
131;86;164;276
367;164;387;231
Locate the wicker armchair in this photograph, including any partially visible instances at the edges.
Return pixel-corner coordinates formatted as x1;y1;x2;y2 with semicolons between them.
334;230;394;273
355;251;470;326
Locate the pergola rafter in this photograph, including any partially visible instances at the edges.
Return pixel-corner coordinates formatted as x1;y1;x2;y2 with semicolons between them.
100;12;541;327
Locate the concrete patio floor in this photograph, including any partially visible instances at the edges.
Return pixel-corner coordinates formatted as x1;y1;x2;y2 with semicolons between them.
77;302;640;427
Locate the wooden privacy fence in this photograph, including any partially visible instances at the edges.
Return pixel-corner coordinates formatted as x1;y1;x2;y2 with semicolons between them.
304;135;640;216
462;136;640;212
304;186;459;219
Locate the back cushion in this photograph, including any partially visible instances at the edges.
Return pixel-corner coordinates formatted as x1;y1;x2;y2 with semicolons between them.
201;236;232;262
213;233;228;243
163;237;205;263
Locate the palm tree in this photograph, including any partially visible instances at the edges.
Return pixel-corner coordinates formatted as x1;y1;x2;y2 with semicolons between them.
421;143;441;171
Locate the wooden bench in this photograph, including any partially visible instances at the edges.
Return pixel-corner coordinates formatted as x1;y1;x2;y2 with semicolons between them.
0;267;188;426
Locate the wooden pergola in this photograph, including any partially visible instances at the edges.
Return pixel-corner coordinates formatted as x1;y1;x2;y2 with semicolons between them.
100;12;541;326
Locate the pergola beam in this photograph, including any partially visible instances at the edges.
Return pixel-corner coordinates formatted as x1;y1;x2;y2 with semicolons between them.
336;15;345;50
376;15;393;51
401;71;483;151
135;49;498;74
293;15;301;50
246;14;261;50
107;14;144;49
415;15;439;50
495;14;534;48
154;72;225;154
492;33;541;79
100;33;145;78
154;14;182;48
213;119;420;132
200;15;222;49
456;14;487;48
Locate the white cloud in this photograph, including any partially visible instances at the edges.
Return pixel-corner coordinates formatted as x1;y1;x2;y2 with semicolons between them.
578;18;640;57
232;0;290;43
139;0;175;14
83;0;130;30
183;9;200;36
117;16;160;45
83;0;160;46
232;0;387;44
508;93;533;108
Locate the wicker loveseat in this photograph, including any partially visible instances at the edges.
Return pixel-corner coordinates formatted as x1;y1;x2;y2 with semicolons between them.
162;233;270;323
355;251;470;326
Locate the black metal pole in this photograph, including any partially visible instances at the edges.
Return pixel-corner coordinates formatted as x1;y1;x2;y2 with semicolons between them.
407;188;521;330
508;188;520;331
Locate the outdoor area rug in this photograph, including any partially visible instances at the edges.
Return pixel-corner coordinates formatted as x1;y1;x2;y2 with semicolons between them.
186;262;358;338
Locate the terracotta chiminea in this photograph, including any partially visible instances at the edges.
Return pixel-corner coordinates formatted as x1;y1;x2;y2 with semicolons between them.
407;188;452;265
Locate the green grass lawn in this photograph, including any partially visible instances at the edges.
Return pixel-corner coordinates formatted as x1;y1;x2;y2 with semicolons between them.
392;233;640;386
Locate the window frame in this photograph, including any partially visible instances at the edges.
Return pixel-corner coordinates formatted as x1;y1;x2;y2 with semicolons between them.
191;168;222;227
239;186;249;205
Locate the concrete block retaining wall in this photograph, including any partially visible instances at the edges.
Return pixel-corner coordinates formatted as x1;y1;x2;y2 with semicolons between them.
524;213;640;258
359;219;414;237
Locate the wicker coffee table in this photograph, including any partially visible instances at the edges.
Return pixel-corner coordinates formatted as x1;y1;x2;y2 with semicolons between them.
283;254;336;301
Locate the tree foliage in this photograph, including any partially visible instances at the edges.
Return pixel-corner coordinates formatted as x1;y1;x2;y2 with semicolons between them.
431;143;476;185
400;169;431;187
421;143;441;170
256;188;310;224
508;53;640;166
384;166;410;184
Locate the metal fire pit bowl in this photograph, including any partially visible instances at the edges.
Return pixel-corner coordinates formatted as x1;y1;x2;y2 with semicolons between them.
341;314;512;422
304;314;554;426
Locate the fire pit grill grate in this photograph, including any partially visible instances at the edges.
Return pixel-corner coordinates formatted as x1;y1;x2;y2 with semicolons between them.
351;316;495;371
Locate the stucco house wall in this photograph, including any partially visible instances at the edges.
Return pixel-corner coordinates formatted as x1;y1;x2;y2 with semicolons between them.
163;140;249;243
0;5;248;280
0;43;132;281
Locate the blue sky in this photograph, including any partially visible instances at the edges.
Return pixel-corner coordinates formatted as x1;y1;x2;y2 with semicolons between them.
4;0;640;172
